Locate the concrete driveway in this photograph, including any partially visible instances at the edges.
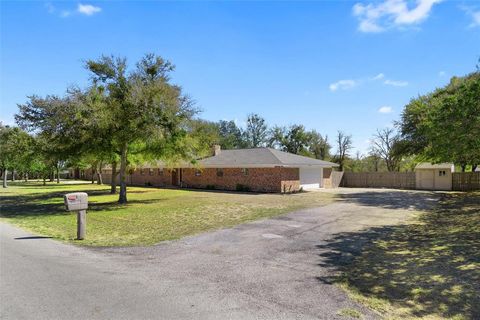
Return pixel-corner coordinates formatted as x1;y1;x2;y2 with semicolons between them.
0;189;440;320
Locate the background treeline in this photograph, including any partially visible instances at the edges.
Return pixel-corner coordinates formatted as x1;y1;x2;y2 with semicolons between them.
190;115;332;159
1;54;478;203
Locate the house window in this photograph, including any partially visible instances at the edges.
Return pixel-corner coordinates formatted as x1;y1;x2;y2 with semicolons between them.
140;169;145;175
195;169;201;176
149;168;154;176
439;170;446;177
216;168;224;177
241;168;249;176
158;168;164;176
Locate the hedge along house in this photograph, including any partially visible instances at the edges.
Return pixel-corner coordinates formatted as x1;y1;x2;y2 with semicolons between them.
84;147;339;193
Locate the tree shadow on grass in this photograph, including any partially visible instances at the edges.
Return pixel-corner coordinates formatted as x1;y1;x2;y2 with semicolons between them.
4;181;90;189
0;189;163;219
317;192;480;319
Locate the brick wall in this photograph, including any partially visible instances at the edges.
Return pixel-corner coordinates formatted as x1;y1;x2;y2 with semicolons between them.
181;167;300;193
129;168;174;187
84;168;174;187
323;168;332;188
84;166;301;193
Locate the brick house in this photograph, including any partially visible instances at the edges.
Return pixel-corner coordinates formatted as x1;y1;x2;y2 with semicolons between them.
83;147;339;193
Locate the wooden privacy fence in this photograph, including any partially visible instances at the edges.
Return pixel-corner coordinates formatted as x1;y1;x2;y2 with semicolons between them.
452;172;480;191
341;172;416;189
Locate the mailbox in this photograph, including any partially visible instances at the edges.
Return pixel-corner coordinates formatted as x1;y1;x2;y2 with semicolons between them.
64;192;88;240
64;192;88;211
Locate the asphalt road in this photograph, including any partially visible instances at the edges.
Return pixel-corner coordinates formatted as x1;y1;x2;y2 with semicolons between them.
0;189;439;320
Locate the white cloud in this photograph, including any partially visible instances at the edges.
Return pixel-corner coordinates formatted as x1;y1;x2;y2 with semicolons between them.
378;106;393;113
359;20;385;33
438;71;446;77
352;0;442;33
45;2;101;17
77;3;102;16
472;11;480;27
461;6;480;28
329;79;358;91
329;73;407;92
384;79;408;87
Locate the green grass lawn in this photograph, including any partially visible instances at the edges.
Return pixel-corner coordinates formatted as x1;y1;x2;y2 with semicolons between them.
0;180;334;246
337;192;480;320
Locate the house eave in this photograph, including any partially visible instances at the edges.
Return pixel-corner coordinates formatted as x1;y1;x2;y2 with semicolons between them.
182;163;338;169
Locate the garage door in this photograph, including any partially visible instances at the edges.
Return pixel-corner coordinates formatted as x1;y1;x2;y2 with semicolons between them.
299;167;323;189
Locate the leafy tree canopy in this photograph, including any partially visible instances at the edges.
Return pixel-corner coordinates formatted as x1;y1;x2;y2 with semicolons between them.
400;71;480;171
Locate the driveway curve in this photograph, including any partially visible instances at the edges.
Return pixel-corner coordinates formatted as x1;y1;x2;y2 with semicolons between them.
0;188;440;320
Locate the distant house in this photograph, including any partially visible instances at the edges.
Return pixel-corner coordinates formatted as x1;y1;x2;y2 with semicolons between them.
84;146;339;193
415;163;454;191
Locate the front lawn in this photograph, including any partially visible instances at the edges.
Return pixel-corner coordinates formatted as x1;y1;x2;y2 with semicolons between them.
336;192;480;320
0;181;333;246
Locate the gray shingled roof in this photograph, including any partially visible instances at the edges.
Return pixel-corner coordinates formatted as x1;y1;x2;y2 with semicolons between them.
415;162;454;170
198;148;338;168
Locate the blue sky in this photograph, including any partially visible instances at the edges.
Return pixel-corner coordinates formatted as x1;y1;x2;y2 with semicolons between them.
1;1;479;154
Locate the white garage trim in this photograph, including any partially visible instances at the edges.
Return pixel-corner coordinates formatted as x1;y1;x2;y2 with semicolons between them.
299;167;323;189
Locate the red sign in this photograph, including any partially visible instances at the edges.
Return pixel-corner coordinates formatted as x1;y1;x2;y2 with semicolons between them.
67;195;77;201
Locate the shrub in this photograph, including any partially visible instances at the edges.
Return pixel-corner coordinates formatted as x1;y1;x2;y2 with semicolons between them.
236;184;251;192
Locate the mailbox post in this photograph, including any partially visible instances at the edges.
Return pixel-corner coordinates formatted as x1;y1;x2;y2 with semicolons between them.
64;192;88;240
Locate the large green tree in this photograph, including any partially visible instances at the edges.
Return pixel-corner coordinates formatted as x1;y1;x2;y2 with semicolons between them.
85;54;196;203
187;119;221;157
269;124;310;154
0;124;33;187
307;130;330;160
218;120;245;149
74;86;129;192
268;125;330;159
400;71;480;171
244;113;268;148
16;90;92;183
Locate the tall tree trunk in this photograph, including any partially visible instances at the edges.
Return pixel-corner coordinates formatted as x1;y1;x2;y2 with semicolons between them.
91;165;95;184
118;144;128;204
461;164;466;172
472;164;478;172
97;163;103;185
50;170;54;182
43;176;46;186
56;166;60;184
3;169;7;188
11;169;15;182
24;173;28;182
110;161;117;194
